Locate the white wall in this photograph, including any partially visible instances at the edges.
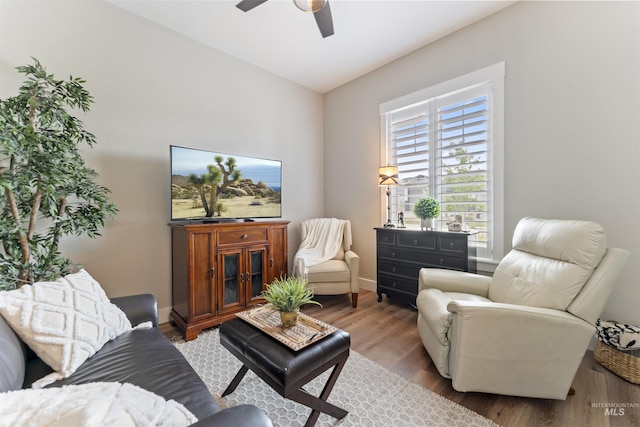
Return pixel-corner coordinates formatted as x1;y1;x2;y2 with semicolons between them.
0;0;325;321
324;1;640;325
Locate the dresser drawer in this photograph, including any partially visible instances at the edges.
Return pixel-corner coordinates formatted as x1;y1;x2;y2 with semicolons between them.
397;232;437;250
217;227;268;245
379;251;465;272
422;253;466;270
377;231;396;245
378;259;421;278
377;274;417;295
377;245;430;264
377;245;399;259
438;235;467;254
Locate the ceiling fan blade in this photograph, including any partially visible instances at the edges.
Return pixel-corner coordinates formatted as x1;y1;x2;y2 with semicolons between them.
314;0;334;38
236;0;269;12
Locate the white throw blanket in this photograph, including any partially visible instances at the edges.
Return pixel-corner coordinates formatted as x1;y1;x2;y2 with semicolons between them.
0;382;197;427
293;218;349;278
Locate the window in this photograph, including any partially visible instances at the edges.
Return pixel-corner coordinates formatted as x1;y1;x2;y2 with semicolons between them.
380;63;505;266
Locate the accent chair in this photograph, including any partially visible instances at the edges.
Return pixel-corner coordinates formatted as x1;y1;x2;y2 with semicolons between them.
416;217;629;399
295;219;360;308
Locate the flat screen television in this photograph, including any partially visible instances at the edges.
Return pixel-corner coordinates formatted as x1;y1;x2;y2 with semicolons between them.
170;145;282;222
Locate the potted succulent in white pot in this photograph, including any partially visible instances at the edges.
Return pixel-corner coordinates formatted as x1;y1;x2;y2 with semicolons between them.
261;276;322;328
413;197;440;231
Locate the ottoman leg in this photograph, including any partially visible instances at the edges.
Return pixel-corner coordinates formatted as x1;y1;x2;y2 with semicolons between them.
222;365;249;397
288;358;349;427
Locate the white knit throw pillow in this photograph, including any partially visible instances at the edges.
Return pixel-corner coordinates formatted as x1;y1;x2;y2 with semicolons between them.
0;270;132;387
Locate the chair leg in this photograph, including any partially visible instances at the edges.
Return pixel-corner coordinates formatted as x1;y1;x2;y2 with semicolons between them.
351;292;358;308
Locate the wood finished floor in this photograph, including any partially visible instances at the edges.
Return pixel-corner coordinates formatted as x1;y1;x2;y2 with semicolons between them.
162;289;640;427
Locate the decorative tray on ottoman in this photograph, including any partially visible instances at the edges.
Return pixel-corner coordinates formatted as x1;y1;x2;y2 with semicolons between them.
236;305;336;351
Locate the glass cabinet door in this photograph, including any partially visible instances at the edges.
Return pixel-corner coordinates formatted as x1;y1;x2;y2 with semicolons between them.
247;246;268;302
218;248;242;313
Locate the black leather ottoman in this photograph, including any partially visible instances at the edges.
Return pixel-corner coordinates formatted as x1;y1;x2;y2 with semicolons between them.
220;317;350;427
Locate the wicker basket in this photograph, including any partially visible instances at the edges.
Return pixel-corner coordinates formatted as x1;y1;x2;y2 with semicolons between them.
594;340;640;384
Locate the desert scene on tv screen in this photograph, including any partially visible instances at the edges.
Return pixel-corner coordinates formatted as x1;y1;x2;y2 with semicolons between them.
171;148;281;220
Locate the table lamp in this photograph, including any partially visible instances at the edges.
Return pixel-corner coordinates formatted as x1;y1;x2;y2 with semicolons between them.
378;165;398;228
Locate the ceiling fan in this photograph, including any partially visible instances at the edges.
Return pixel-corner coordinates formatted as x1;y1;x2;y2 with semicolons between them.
236;0;335;38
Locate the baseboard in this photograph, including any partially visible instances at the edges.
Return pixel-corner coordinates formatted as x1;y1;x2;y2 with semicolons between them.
360;277;376;292
158;306;172;325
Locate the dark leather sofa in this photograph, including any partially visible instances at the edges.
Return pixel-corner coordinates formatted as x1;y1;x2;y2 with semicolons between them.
0;293;272;427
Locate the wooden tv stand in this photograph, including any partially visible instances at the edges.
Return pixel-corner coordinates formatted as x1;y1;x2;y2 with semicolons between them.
169;220;289;341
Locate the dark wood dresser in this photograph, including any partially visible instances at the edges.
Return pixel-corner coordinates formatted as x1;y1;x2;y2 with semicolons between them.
375;227;477;304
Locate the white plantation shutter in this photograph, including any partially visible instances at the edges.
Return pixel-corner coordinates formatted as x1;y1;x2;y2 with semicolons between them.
387;102;432;215
381;64;504;263
435;83;491;255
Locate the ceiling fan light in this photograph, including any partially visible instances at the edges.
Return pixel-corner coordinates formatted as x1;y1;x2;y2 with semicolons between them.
293;0;326;13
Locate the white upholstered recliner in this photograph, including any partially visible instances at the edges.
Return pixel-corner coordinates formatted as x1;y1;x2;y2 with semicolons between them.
416;217;629;400
294;218;360;308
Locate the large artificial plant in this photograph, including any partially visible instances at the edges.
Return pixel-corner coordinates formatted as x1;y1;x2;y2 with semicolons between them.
0;59;117;290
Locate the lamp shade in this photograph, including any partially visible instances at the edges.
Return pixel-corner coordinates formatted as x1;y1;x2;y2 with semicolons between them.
378;165;399;186
293;0;327;13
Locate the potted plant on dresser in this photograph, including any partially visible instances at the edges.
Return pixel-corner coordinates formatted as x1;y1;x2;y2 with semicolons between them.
414;196;440;231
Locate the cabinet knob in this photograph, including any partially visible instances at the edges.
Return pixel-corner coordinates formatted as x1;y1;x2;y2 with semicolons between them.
392;282;397;288
413;239;418;245
391;252;396;258
210;267;215;278
392;267;396;273
240;273;244;282
439;258;444;265
241;234;248;239
384;236;389;242
449;242;455;249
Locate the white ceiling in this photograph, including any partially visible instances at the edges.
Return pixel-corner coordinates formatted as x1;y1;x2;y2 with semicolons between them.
109;0;516;93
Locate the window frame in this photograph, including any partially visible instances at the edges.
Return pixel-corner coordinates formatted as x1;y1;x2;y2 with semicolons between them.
379;62;505;271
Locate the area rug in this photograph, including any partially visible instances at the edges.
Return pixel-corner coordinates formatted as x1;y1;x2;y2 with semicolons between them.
173;329;499;427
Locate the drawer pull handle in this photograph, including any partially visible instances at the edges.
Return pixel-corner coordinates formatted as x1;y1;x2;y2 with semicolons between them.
439;258;444;265
413;239;418;245
391;252;396;258
449;242;455;249
210;267;215;278
241;234;248;239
